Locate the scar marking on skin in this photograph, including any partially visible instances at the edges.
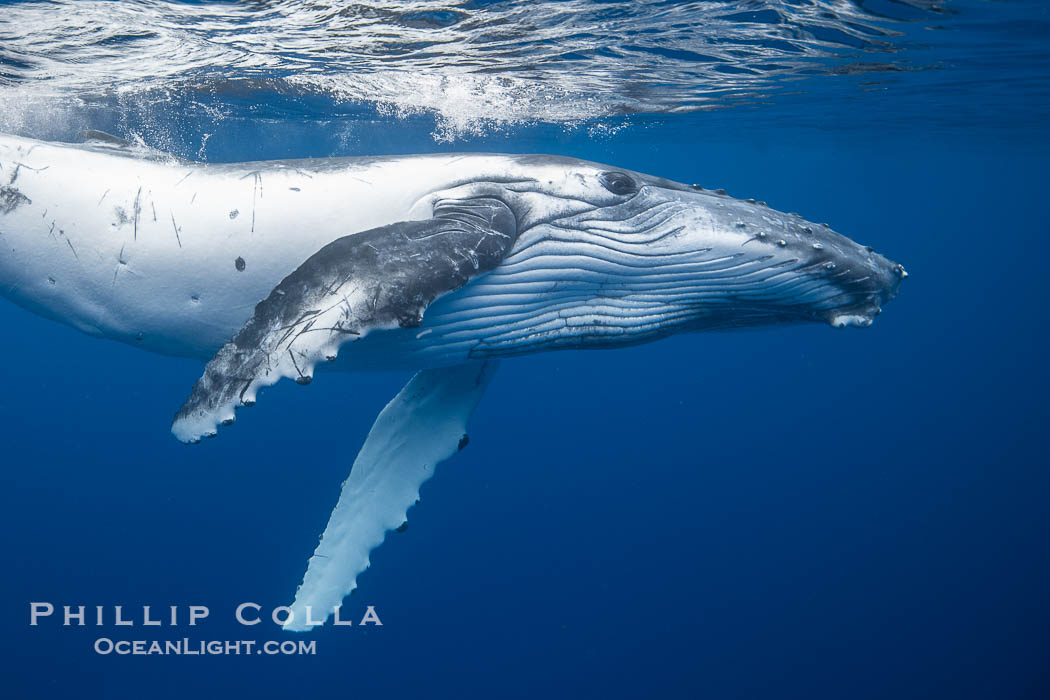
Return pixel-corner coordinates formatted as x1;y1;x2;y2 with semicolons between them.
239;171;262;233
65;238;79;260
287;347;306;381
170;212;182;248
0;185;31;214
10;162;48;185
133;187;142;240
191;192;198;204
151;200;157;222
98;189;110;206
175;171;193;187
113;244;129;285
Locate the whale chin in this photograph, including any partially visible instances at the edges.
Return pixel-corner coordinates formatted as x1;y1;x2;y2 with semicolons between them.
828;312;876;329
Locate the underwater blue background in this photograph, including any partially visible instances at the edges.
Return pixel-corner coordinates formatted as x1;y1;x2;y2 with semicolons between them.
1;1;1048;698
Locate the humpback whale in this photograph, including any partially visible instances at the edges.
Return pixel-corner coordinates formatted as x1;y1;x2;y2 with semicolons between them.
0;132;905;630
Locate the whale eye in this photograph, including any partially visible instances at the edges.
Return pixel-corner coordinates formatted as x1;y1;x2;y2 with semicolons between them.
599;171;638;196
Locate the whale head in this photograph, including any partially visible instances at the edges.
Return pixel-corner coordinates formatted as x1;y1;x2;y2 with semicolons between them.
420;156;906;356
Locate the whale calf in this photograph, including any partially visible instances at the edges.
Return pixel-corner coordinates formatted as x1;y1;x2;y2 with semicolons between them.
0;132;905;629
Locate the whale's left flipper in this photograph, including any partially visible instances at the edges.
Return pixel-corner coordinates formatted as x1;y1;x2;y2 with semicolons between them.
284;360;498;631
171;197;516;443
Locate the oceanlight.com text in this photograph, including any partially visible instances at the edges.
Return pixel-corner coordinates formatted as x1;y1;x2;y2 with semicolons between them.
93;638;317;655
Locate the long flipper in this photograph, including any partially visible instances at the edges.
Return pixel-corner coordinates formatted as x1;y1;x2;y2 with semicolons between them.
171;197;516;442
284;360;498;631
169;197;516;629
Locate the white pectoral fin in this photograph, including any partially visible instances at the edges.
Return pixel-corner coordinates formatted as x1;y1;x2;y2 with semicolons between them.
283;360;499;632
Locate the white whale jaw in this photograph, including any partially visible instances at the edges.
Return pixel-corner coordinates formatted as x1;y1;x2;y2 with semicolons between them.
820;258;906;329
828;310;876;329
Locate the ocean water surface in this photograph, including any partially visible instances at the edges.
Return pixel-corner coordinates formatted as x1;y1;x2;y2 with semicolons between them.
0;1;1048;698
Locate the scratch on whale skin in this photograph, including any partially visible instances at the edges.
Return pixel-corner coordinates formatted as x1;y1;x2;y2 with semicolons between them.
240;171;262;233
65;238;79;261
9;162;48;185
113;244;130;285
170;211;182;248
133;187;142;240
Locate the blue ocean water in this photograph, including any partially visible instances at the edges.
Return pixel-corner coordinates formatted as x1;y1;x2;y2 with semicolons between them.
1;1;1048;698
